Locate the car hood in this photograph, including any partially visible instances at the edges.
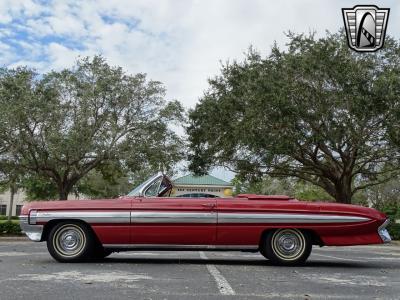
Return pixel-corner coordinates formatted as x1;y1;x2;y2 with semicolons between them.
20;198;129;215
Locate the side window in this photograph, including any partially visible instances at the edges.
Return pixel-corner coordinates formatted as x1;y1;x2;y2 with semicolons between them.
145;178;162;197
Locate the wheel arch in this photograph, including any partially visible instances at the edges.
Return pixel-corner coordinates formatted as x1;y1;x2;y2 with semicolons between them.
42;219;101;245
259;227;324;248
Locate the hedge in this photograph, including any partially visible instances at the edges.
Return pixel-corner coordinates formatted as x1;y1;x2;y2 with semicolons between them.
0;215;20;220
387;220;400;241
0;221;22;235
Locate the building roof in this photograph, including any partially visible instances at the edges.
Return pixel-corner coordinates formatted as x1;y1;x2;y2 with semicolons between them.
173;174;232;187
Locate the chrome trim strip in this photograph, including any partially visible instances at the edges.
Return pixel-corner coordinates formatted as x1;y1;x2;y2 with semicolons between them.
103;244;259;250
30;210;370;225
19;215;43;242
130;211;216;223
35;211;131;224
218;213;370;223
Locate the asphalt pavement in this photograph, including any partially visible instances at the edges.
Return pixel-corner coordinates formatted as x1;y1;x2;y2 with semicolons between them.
0;240;399;299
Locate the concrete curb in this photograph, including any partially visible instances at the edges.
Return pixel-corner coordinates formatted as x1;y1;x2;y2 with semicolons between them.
0;236;29;242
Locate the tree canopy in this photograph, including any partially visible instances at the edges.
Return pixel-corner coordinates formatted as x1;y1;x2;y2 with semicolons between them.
0;56;184;200
187;31;400;204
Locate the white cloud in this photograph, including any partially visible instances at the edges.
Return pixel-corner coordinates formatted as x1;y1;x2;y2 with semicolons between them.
46;42;93;71
0;0;44;23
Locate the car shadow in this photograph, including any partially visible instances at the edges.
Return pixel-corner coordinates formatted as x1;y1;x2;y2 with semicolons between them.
101;256;371;268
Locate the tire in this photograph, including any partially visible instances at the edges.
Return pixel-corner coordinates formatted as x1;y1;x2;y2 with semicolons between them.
260;228;312;266
92;247;113;260
47;221;95;262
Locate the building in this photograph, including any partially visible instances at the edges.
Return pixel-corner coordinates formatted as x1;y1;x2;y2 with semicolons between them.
0;190;80;217
0;190;25;217
171;174;233;198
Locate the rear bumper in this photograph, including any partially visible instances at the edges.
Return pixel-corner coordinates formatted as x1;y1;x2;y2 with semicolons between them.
378;219;391;243
19;215;43;242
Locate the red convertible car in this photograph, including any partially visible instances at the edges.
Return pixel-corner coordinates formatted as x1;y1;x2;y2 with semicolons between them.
20;173;391;265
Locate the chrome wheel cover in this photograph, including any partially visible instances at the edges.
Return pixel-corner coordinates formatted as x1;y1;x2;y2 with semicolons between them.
271;229;305;261
53;224;86;258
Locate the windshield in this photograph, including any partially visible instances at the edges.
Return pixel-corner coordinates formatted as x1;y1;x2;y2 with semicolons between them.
127;173;163;196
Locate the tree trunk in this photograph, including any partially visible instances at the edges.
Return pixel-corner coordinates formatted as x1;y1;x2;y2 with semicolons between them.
7;183;16;222
58;189;68;200
58;185;71;200
333;178;353;204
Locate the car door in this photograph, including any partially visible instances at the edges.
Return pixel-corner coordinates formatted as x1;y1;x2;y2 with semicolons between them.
130;177;217;245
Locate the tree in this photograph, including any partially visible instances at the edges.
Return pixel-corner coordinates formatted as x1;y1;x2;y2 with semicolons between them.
187;31;400;204
0;157;24;220
0;56;184;200
21;175;58;201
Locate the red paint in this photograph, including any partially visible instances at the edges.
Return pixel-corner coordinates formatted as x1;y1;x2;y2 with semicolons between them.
21;194;387;247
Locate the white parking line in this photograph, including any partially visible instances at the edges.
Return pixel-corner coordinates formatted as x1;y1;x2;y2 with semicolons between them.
199;251;235;295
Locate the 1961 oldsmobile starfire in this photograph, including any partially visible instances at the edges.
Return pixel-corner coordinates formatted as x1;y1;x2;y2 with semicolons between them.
20;173;391;265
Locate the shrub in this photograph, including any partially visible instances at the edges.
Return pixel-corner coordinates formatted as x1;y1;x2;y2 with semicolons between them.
380;207;400;241
0;215;21;220
386;219;400;241
0;221;22;235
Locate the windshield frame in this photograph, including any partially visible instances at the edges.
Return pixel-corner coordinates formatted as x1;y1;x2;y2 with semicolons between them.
127;173;164;197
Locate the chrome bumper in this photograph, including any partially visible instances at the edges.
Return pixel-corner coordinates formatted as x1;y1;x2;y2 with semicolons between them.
19;215;43;242
378;219;391;243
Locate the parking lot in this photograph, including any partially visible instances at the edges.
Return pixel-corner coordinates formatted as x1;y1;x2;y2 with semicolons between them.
0;240;399;300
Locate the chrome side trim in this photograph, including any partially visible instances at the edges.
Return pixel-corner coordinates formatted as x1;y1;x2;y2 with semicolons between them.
103;244;259;250
131;211;216;223
35;211;131;224
218;213;370;223
29;210;370;226
19;215;43;242
378;219;391;243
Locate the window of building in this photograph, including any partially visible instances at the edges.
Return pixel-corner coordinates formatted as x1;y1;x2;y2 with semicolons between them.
0;204;6;216
16;205;23;216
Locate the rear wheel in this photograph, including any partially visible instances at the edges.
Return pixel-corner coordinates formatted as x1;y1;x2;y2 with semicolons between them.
260;228;312;265
47;222;95;262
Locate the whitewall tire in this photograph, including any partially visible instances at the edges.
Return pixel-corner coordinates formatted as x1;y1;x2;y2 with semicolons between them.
260;228;312;265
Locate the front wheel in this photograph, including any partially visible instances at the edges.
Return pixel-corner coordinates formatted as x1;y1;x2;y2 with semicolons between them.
47;222;95;262
260;228;312;266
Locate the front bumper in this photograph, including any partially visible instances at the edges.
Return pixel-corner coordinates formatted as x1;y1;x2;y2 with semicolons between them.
19;215;43;242
378;219;391;243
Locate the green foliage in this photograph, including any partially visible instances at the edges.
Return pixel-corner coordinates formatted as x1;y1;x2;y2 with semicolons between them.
188;31;400;204
0;215;19;220
22;175;58;201
294;181;333;202
0;221;22;235
381;207;400;241
77;169;131;199
0;56;184;200
232;176;295;196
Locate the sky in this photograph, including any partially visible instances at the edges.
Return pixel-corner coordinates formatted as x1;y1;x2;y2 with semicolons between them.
1;0;399;181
